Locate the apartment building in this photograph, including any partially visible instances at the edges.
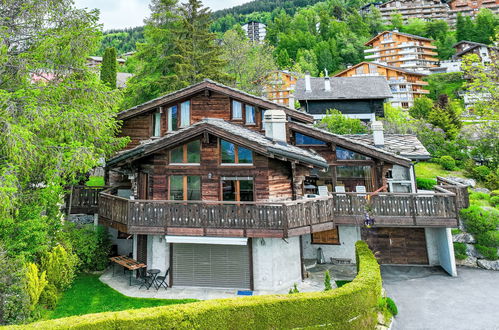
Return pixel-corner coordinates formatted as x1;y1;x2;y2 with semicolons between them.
262;70;299;108
364;31;439;74
448;0;499;24
241;21;267;43
334;62;429;109
376;0;450;23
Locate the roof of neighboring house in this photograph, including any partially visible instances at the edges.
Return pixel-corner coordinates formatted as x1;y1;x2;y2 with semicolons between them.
117;79;313;123
294;76;392;101
288;122;412;167
365;30;434;46
452;40;499;58
87;56;126;63
107;118;328;168
343;134;431;160
334;61;427;77
117;72;134;89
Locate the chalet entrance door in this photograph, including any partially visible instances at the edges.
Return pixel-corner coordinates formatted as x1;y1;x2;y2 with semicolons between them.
172;244;251;289
361;228;429;265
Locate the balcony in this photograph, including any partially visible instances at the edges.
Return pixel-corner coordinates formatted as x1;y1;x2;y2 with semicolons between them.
94;184;463;237
364;47;379;53
365;53;381;59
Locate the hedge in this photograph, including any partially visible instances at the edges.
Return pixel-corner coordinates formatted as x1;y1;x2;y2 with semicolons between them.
10;241;381;330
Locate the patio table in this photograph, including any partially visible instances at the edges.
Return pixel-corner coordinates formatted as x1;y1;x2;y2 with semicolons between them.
109;255;147;286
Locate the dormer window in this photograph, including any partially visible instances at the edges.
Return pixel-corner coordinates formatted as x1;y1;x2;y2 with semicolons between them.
167;100;190;131
152;112;161;137
336;147;371;161
170;140;200;164
295;133;326;146
220;139;253;165
245;105;256;125
232;100;242;119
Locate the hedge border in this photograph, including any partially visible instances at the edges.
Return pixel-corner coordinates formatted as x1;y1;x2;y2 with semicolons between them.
10;241;382;330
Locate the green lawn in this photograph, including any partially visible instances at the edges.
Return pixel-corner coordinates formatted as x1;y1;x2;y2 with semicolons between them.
414;162;464;180
43;274;197;320
85;176;105;187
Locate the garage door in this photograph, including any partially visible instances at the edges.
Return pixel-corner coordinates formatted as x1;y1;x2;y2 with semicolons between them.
172;244;251;289
361;228;428;265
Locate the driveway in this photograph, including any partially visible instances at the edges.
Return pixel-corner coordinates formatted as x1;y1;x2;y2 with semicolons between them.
382;266;499;330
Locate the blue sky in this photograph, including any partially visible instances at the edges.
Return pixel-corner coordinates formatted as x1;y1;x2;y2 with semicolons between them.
74;0;250;30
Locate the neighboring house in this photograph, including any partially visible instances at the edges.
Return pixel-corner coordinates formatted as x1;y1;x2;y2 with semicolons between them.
374;0;450;24
447;0;499;25
241;21;266;43
261;70;300;108
364;30;439;74
452;40;499;63
334;62;429;109
294;74;392;122
430;60;463;73
69;79;466;292
86;56;126;69
117;72;134;89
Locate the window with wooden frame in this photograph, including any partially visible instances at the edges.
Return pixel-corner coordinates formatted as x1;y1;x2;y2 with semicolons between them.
221;177;254;201
230;99;258;126
232;100;243;120
220;139;253;165
295;132;327;146
152;112;161;137
311;228;340;245
167;100;190;131
169;175;201;200
169;140;201;164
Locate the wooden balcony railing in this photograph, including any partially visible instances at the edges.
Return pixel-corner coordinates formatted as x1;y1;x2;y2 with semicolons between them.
65;185;108;214
98;187;461;237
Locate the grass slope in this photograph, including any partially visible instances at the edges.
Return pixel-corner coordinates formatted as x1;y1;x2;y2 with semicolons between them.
43;274;196;320
414;162;464;180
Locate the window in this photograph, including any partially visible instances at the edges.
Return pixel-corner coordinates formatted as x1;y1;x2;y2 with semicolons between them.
167;101;190;131
222;177;254;201
170;140;200;164
152;112;161;137
232;100;242;119
336;147;371;160
180;101;190;127
295;132;326;145
168;105;178;131
312;228;340;245
220;139;253;165
335;165;373;192
245;105;256;125
169;175;201;200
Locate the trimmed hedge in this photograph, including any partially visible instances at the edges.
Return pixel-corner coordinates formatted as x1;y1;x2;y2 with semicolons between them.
10;241;382;330
416;178;437;190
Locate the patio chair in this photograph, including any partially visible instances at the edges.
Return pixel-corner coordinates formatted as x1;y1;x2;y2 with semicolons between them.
155;268;170;290
138;268;153;290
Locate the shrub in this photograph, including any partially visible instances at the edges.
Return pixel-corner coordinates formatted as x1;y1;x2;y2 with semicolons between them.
472;166;491;182
491;190;499;197
476;231;499;248
288;283;299;294
439;156;456;170
417;178;437;190
453;242;467;260
475;244;499;261
324;270;332;291
38;284;59;310
40;245;78;292
469;192;490;201
460;206;499;236
26;263;48;311
61;223;111;272
490;196;499;207
16;242;383;330
385;297;398;316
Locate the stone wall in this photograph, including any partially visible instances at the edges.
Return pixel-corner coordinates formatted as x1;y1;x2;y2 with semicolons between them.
453;231;499;271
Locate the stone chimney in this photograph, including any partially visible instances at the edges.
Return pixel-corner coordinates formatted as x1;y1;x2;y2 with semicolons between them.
324;76;331;92
305;72;311;92
372;121;384;147
263;109;287;142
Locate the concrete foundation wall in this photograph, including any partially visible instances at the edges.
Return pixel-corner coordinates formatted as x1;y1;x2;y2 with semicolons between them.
425;228;440;266
425;228;457;276
252;237;301;291
147;235;170;274
302;226;361;263
108;228;133;256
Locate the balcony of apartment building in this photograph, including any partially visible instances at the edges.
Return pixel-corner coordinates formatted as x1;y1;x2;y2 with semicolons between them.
67;182;466;237
365;53;381;60
364;47;379;53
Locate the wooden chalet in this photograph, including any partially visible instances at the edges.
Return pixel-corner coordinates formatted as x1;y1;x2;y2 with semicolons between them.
70;80;467;290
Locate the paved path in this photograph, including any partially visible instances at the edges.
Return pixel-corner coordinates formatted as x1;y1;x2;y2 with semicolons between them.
382;266;499;330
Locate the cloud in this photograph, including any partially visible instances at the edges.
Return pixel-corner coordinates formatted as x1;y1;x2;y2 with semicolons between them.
74;0;250;30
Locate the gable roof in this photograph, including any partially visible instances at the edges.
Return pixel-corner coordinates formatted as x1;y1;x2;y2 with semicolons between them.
117;79;313;123
294;76;392;101
452;40;499;58
343;134;430;160
334;61;427;78
365;30;434;46
288;122;412;167
107;118;328;168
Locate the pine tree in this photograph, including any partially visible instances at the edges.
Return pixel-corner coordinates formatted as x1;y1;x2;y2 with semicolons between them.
100;47;117;89
456;14;466;42
166;0;228;90
276;48;292;69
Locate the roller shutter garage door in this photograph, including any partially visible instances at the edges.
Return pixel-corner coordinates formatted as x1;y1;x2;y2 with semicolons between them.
172;244;251;289
361;228;429;265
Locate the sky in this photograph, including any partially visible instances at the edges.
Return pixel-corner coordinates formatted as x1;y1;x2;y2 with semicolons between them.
74;0;250;30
